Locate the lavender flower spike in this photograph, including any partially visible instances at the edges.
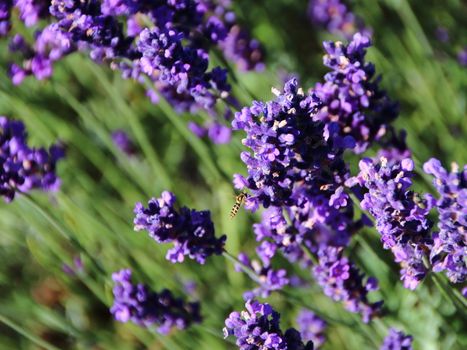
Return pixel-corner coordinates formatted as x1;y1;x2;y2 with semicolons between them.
134;191;226;264
296;309;327;349
380;328;413;350
232;78;352;211
223;299;313;350
313;246;382;322
0;0;13;37
312;33;399;154
111;269;201;333
348;157;433;289
1;116;64;202
112;129;137;156
308;0;367;39
423;158;466;284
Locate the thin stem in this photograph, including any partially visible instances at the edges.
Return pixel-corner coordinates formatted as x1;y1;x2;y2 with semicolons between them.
222;249;370;332
20;193;106;276
279;289;354;327
0;314;61;350
422;257;467;312
151;86;232;185
84;62;172;190
301;243;319;265
222;250;262;284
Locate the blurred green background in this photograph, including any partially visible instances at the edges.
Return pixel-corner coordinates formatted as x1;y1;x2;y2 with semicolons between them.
0;0;466;349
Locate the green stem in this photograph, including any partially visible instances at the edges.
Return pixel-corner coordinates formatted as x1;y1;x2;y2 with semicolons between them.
422;257;467;312
222;250;262;284
223;250;368;331
0;314;61;350
84;62;172;190
147;83;231;185
20;194;106;276
301;243;318;265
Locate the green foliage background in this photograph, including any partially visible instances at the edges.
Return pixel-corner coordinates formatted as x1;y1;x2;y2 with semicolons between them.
0;0;466;349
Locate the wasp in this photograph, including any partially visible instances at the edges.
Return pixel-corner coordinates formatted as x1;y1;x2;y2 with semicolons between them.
230;192;248;218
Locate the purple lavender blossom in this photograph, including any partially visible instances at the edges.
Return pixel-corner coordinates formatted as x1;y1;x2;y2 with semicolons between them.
14;0;50;27
236;251;289;299
111;129;137;156
0;0;13;37
111;269;201;333
423;158;466;284
458;47;467;66
221;25;265;72
232;78;352;210
0;116;64;202
207;121;231;144
3;0;264;141
223;300;313;350
308;0;367;39
233;78;380;321
312;33;399;154
380;328;413;350
348;157;434;289
62;256;83;276
203;0;265;72
133;191;226;264
8;23;73;83
296;309;326;348
137;27;230;110
434;27;449;43
313;246;382;322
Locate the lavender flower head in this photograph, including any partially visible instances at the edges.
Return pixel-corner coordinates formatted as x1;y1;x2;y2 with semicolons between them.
111;269;201;333
348;157;433;289
14;0;50;27
312;33;399;154
137;26;230;110
0;116;64;202
133;191;226;264
0;0;13;37
111;129;137;156
308;0;367;39
232;78;353;211
423;158;466;284
458;47;467;66
223;300;313;350
296;309;326;348
312;246;382;322
380;328;413;350
221;25;265;72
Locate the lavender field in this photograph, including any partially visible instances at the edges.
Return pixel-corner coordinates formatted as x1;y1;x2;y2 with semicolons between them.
0;0;466;349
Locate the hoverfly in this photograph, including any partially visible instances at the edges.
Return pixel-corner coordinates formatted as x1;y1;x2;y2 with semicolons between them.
230;192;248;218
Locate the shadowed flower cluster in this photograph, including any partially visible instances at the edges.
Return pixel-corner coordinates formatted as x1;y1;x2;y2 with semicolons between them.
308;0;367;39
133;191;226;264
14;0;50;26
313;247;382;322
0;116;64;202
424;158;466;284
3;0;265;143
296;309;326;349
223;300;313;350
312;33;399;154
380;328;413;350
111;129;137;156
0;1;13;37
233;78;381;321
111;269;201;333
348;157;433;289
